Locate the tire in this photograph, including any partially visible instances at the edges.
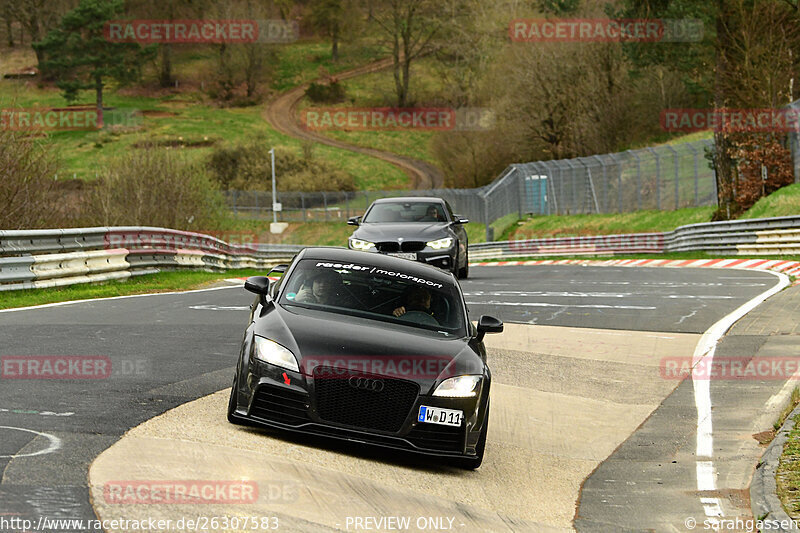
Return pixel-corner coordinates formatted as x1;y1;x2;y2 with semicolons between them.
454;401;488;470
227;372;254;426
457;251;469;279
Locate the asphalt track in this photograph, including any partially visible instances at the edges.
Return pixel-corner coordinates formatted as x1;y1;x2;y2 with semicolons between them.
0;265;783;531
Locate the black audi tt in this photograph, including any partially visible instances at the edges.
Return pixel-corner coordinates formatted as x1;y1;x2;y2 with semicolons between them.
227;247;503;468
347;197;470;278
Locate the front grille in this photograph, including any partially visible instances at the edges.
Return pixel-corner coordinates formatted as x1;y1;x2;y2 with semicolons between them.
407;423;464;452
401;241;425;253
376;242;400;253
313;366;419;433
250;385;310;426
375;241;426;253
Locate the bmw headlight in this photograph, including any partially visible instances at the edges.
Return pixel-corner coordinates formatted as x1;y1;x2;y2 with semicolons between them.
254;336;299;372
432;375;481;398
349;238;376;251
426;238;453;250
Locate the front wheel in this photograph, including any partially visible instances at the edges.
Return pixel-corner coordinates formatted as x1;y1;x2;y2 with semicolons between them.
457;251;469;279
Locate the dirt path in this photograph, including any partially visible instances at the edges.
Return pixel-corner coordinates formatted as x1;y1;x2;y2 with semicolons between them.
263;58;444;190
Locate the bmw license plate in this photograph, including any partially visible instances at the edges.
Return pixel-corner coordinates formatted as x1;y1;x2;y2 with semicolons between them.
388;252;417;260
418;406;463;427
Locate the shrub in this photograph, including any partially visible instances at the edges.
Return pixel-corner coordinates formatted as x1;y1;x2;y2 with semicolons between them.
305;81;347;103
0;130;62;229
207;142;355;192
86;146;224;230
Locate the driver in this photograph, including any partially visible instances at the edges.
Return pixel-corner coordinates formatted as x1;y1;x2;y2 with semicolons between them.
423;205;443;222
295;270;349;306
393;286;435;318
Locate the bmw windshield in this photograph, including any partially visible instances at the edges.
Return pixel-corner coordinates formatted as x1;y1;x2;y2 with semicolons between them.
362;202;447;223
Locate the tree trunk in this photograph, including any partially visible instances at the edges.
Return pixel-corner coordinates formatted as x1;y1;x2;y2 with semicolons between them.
5;13;13;47
331;23;339;62
96;74;104;129
159;44;173;88
713;0;735;218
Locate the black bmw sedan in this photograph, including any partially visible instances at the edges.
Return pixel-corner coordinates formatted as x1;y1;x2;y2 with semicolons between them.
227;247;503;469
347;197;470;278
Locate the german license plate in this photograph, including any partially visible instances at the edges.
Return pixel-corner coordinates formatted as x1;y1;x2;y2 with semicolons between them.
418;405;463;427
388;252;417;260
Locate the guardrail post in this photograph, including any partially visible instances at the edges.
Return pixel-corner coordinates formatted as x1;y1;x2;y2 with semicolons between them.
665;145;679;210
483;194;492;242
301;193;307;222
627;150;642;211
323;192;329;222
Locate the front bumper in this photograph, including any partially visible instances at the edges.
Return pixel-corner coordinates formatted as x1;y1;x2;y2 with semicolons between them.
349;246;456;271
234;363;486;458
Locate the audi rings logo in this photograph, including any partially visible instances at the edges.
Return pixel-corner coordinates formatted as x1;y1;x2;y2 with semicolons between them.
348;376;385;392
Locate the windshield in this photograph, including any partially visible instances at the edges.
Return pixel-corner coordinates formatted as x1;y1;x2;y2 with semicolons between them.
362;202;447;224
279;259;465;335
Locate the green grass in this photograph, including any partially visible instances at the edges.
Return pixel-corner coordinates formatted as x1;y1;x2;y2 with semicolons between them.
299;56;447;169
741;183;800;220
273;41;386;92
0;78;407;187
777;396;800;518
0;269;265;310
507;207;717;240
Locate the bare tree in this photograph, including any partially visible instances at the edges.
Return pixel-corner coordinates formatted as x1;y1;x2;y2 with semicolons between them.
371;0;444;107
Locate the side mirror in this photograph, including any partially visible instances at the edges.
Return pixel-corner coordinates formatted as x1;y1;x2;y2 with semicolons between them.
347;216;361;226
475;315;504;343
244;276;271;295
453;214;469;224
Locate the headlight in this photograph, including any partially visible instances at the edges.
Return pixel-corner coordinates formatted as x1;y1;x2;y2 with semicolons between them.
432;375;481;398
426;238;453;250
349;238;376;251
254;336;299;372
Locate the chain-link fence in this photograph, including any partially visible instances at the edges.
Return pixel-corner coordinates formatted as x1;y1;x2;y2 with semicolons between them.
225;138;720;241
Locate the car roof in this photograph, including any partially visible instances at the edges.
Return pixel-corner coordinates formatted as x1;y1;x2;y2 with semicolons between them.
295;247;456;285
371;197;445;204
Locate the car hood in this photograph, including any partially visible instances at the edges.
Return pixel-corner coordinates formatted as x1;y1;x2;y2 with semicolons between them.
255;304;484;393
352;223;451;243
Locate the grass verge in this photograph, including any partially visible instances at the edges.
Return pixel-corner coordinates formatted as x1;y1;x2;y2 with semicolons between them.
507;207;717;240
0;269;264;311
776;389;800;518
741;184;800;220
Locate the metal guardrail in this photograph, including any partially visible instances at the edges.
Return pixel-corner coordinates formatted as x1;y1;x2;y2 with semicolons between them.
0;227;303;292
467;216;800;261
2;216;798;291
